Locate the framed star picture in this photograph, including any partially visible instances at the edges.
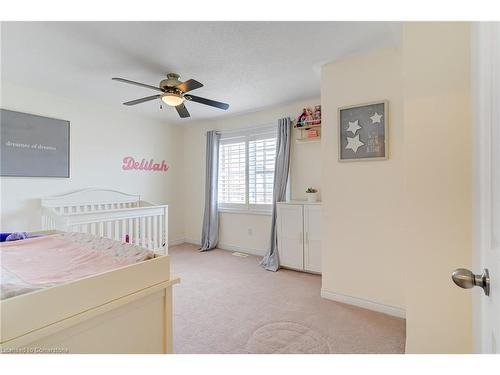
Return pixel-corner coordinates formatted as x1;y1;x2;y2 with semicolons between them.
338;100;388;161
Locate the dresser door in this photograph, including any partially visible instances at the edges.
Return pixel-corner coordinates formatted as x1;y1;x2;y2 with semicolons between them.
277;204;304;270
304;205;321;273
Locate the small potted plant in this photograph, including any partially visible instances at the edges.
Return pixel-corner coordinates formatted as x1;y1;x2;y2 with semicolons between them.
305;187;318;203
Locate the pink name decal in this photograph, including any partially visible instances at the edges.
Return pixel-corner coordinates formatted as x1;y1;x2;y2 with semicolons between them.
122;156;169;172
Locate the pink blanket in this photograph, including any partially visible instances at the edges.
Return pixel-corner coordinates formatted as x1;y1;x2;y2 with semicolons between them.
1;235;139;286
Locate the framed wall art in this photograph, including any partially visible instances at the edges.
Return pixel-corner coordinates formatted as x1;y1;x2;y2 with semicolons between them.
338;100;388;161
1;109;70;177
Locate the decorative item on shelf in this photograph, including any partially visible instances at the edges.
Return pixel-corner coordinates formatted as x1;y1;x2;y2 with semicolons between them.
307;129;319;138
305;187;318;203
297;108;308;127
305;107;314;124
313;105;321;125
295;105;321;129
294;105;322;143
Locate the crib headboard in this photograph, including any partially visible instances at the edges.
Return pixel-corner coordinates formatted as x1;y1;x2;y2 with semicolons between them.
41;187;141;213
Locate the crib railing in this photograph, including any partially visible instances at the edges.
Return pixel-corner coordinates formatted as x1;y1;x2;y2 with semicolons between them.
42;204;168;254
41;188;169;254
49;200;141;215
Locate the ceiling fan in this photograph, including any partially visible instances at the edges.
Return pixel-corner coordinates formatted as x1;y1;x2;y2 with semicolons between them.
112;73;229;118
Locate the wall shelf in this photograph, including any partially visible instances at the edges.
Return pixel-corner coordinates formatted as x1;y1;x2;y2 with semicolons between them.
294;122;322;130
294;120;321;143
296;138;321;144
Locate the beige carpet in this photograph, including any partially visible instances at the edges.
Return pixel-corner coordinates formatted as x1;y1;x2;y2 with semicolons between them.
170;243;405;354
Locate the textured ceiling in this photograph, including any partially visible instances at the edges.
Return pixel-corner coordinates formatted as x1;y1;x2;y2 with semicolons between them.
1;22;401;123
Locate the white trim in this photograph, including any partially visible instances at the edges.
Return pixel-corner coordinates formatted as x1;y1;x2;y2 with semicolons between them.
320;289;405;319
218;207;272;216
277;200;322;206
166;238;265;257
471;21;499;354
168;238;186;247
183;237;201;246
217;242;266;257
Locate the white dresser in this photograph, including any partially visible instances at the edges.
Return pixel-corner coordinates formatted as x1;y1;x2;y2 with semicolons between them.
276;201;322;273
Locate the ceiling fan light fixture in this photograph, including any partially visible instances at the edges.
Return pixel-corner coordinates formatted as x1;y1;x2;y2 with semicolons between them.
161;93;184;107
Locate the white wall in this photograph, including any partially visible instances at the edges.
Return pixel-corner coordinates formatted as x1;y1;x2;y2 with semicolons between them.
0;82;185;242
182;97;322;254
320;47;406;313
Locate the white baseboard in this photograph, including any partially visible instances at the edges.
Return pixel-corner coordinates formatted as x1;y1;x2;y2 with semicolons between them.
217;242;266;257
183;237;201;246
169;238;265;257
168;238;200;247
321;289;405;319
168;238;186;247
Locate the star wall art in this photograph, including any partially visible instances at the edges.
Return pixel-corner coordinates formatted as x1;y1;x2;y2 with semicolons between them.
346;120;362;135
345;134;365;153
338;100;388;161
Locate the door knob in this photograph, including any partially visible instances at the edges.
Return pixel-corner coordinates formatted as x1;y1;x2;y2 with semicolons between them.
452;268;490;296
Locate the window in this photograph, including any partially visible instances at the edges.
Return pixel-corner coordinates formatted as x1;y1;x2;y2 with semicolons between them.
248;137;276;205
218;140;246;205
218;127;277;213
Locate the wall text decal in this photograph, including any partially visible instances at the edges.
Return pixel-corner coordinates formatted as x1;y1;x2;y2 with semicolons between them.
122;156;169;172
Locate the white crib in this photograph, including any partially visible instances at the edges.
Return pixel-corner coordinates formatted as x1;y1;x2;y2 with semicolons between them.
41;188;168;254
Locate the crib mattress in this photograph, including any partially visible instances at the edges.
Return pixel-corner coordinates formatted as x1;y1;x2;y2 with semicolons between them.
0;232;154;300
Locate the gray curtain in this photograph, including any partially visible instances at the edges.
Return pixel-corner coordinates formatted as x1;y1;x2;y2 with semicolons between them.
260;117;291;271
200;130;221;251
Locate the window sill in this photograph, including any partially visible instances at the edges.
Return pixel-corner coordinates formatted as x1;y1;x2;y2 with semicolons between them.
218;207;272;216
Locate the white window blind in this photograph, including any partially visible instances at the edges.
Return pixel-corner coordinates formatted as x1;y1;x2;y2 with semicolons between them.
248;137;276;205
217;126;277;212
218;140;246;204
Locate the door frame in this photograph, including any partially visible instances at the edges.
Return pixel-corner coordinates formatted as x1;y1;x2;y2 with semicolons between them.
471;21;498;353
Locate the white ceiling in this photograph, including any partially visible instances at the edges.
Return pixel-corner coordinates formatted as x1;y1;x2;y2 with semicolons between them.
1;22;401;123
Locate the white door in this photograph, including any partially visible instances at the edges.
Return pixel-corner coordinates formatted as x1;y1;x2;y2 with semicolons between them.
470;22;500;353
304;205;322;273
277;204;304;270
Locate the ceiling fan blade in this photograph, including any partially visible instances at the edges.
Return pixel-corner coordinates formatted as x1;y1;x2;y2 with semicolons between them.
176;79;204;93
175;103;191;118
185;94;229;110
112;77;164;92
123;94;161;106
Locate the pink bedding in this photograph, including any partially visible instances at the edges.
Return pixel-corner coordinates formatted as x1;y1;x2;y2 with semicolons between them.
1;233;154;299
1;235;137;285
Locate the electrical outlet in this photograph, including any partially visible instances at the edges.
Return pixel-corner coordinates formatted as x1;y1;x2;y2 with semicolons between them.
247;228;253;236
